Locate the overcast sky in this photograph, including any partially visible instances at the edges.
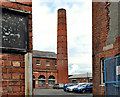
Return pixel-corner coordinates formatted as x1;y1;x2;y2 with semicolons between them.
32;0;92;75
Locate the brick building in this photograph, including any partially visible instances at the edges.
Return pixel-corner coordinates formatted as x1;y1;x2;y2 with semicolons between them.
93;1;120;96
32;50;58;89
69;73;92;83
32;8;69;89
0;0;32;96
0;1;68;96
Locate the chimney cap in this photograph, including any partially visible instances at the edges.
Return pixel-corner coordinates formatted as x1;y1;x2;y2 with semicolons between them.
58;8;66;11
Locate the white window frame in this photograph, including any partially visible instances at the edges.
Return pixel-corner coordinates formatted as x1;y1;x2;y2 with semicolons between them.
101;58;105;85
46;61;50;66
36;60;40;65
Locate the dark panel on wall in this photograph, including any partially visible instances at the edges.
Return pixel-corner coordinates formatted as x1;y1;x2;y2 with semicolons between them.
0;8;29;53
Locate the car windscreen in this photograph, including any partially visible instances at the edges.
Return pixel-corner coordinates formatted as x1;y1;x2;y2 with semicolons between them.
78;84;84;87
69;84;74;86
87;84;93;87
64;84;68;86
80;84;87;87
74;84;78;85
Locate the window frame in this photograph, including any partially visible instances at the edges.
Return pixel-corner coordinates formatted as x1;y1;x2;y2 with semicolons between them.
36;60;40;65
55;60;57;66
46;61;50;66
100;58;105;85
1;8;29;53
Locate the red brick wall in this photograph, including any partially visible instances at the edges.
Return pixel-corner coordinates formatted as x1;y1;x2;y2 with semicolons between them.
92;2;120;96
57;8;68;85
92;2;106;96
0;0;32;96
33;57;58;89
33;57;57;70
33;70;58;89
0;54;25;96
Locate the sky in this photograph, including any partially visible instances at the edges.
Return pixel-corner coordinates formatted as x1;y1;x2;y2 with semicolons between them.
32;0;92;75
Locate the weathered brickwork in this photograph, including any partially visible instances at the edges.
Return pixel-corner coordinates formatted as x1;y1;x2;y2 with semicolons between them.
93;2;120;96
57;8;68;85
0;0;32;96
0;54;25;96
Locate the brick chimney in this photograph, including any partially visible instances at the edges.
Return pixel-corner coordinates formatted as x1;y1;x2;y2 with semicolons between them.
57;8;68;84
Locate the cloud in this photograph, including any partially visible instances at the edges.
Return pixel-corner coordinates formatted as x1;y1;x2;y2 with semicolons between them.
33;1;57;52
33;0;92;75
69;64;92;75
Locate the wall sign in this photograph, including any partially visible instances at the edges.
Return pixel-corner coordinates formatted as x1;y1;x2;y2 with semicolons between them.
116;66;120;75
0;8;29;53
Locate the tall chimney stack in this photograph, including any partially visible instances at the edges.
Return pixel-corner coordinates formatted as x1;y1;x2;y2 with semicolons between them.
57;8;68;84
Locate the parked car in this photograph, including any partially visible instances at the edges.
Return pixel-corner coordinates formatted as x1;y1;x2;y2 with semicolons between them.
53;83;64;89
64;83;75;91
73;83;93;93
66;83;85;92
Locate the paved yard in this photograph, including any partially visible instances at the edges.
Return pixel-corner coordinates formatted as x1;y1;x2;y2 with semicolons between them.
33;89;93;97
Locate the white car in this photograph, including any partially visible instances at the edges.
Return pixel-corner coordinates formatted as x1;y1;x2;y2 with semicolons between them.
66;83;85;92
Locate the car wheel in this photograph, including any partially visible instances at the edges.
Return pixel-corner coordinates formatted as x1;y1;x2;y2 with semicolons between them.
82;89;86;93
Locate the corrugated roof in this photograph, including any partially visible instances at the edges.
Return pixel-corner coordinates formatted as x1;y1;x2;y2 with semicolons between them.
69;73;92;79
33;50;57;59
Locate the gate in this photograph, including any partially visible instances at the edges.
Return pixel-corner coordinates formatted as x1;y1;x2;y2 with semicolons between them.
104;55;120;97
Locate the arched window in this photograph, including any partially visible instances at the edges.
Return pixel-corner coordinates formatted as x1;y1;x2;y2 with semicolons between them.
38;75;46;87
48;75;55;86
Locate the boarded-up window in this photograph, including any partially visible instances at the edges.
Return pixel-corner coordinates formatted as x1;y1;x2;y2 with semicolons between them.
0;8;29;52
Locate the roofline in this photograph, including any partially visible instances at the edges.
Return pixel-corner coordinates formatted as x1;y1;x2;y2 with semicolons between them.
33;50;57;54
33;56;57;60
69;77;92;79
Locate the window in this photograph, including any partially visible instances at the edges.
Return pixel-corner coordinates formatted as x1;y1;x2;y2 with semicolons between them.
36;60;40;65
101;58;105;85
55;61;57;66
115;54;120;81
46;61;50;66
48;76;55;86
38;75;46;87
